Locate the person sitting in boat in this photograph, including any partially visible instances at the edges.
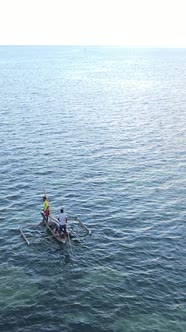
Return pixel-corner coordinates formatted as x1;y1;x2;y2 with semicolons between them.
56;208;68;235
42;196;50;222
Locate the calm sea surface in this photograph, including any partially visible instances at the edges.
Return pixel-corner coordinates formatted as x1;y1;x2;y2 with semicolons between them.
0;46;185;332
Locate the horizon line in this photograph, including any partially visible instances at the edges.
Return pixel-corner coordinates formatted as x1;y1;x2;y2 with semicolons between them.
0;44;186;49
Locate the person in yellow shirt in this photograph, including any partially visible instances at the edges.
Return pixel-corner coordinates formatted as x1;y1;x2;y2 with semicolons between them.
42;196;50;222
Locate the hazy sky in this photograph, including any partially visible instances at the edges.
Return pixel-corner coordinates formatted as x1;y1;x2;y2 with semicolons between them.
0;0;185;46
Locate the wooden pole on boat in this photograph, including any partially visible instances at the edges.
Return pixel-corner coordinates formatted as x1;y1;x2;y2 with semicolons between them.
67;231;73;257
20;228;30;245
43;188;47;198
76;217;91;235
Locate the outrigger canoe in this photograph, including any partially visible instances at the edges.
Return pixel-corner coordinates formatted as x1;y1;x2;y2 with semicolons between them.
44;217;75;244
46;214;91;243
20;213;91;246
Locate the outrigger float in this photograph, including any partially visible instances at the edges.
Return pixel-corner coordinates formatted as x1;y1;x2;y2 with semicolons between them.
20;214;91;246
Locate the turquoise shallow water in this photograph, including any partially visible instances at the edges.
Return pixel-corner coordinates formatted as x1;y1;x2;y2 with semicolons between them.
0;46;186;331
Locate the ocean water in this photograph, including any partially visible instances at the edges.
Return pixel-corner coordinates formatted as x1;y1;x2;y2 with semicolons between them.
0;46;185;332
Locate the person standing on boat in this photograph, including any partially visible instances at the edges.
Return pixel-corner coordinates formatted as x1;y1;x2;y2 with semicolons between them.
57;208;67;234
42;196;50;222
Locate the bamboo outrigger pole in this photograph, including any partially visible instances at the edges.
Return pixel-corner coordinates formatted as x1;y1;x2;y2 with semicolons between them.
20;228;30;245
76;217;91;235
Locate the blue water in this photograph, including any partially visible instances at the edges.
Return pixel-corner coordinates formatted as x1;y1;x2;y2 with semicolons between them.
0;46;185;332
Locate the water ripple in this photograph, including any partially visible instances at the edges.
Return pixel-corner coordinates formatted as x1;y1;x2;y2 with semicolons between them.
0;46;186;332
